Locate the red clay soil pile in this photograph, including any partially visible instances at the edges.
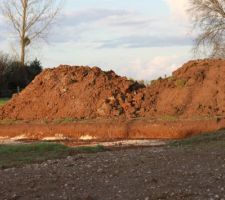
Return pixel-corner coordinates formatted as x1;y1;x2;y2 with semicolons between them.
140;59;225;118
0;65;145;120
0;59;225;120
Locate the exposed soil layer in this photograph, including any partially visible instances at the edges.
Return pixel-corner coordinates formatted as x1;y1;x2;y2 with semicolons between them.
1;59;225;120
1;142;225;200
0;118;224;141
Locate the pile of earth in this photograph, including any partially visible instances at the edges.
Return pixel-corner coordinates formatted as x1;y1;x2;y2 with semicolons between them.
0;65;145;120
0;59;225;120
141;59;225;118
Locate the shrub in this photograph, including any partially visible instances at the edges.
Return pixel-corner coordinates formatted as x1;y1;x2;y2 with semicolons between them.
0;52;43;97
28;58;42;79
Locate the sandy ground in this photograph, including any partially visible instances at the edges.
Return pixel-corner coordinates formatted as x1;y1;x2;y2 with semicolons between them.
0;145;225;200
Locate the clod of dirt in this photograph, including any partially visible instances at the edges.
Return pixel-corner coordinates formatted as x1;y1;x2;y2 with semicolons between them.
1;59;225;120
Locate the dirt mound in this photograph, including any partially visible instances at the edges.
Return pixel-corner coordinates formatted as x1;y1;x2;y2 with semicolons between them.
0;65;145;120
140;59;225;117
0;59;225;120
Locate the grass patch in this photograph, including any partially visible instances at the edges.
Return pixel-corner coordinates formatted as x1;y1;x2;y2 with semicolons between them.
159;115;178;121
0;98;9;106
175;79;186;88
53;118;77;124
0;143;107;169
167;76;176;81
0;119;23;125
169;129;225;147
150;79;157;86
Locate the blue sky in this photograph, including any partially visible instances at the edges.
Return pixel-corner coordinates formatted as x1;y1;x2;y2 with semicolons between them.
0;0;193;80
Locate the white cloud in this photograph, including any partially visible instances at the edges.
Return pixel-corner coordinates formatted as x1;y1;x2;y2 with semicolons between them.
44;8;154;45
98;35;193;48
120;54;189;81
57;8;151;30
165;0;190;21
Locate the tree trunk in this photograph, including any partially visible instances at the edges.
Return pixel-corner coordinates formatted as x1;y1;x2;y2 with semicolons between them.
20;0;27;67
20;39;25;66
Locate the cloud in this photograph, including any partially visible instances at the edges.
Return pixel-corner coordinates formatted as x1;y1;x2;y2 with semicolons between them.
121;54;189;80
0;14;7;32
48;8;154;44
165;0;190;21
58;8;150;28
52;7;192;48
0;14;11;45
98;35;193;48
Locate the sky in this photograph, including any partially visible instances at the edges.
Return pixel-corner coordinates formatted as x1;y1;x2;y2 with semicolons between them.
0;0;193;80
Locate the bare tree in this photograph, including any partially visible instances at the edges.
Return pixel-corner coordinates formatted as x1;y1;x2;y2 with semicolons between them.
1;0;62;66
189;0;225;58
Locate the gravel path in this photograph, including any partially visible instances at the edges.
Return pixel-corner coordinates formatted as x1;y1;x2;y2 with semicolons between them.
0;147;225;200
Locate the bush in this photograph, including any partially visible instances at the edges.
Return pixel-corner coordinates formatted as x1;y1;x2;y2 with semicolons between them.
28;58;42;79
0;52;43;97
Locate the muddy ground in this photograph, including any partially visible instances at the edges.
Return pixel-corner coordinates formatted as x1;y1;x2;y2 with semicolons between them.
1;133;225;200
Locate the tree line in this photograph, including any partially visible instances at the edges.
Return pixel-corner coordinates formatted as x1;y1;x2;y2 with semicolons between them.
0;52;42;97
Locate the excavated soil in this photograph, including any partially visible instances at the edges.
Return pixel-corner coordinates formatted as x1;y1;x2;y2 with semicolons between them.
1;59;225;120
0;59;225;139
141;59;225;117
0;66;145;120
0;118;224;142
